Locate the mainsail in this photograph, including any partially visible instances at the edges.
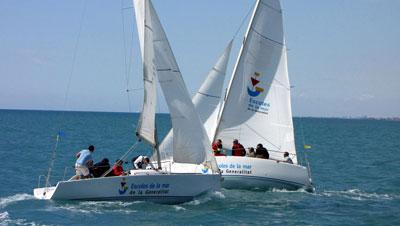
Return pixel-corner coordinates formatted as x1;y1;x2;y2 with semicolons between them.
158;40;233;161
213;0;298;163
134;0;218;170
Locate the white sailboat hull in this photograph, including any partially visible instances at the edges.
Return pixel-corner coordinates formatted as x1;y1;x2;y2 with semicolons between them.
34;172;221;204
216;156;313;191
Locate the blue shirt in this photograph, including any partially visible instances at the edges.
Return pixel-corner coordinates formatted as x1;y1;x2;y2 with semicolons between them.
76;149;92;166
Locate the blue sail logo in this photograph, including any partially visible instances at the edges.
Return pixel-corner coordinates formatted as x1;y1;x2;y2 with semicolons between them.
247;72;264;97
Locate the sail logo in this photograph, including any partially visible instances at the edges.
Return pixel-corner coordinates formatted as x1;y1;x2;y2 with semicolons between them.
247;72;270;114
201;165;209;174
247;72;264;97
118;178;128;195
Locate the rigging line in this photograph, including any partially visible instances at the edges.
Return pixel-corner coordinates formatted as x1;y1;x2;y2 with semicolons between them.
45;0;88;188
232;1;255;39
100;141;140;177
127;7;136;90
121;0;132;112
243;122;281;150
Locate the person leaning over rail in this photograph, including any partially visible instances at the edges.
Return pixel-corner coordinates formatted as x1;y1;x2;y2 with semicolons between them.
90;158;110;178
71;145;95;180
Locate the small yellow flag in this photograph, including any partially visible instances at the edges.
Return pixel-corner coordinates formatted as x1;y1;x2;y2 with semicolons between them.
303;145;312;149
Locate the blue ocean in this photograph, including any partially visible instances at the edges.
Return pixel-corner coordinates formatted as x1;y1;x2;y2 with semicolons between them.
0;110;399;225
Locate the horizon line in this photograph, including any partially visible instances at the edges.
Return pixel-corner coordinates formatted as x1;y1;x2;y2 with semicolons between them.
1;107;398;119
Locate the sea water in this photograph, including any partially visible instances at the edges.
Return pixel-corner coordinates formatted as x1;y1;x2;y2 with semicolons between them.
0;110;399;225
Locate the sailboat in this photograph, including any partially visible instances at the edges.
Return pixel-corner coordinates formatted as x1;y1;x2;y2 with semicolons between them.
33;0;221;204
211;0;313;191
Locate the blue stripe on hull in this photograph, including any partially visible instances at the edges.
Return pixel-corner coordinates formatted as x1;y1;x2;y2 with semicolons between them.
222;175;311;191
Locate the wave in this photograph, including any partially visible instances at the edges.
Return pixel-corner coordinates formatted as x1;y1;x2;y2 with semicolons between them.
319;189;397;201
173;205;186;211
44;200;141;215
185;190;225;206
0;194;35;209
271;188;310;193
0;211;48;226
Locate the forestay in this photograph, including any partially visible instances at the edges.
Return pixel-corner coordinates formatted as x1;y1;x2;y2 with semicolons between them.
213;0;298;163
158;40;233;161
134;0;157;146
135;0;218;170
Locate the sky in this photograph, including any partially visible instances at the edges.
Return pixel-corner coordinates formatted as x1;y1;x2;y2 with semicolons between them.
0;0;399;118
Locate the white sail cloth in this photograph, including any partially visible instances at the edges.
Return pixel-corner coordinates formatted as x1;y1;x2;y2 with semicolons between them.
133;0;218;170
213;0;297;163
158;40;233;161
134;0;156;146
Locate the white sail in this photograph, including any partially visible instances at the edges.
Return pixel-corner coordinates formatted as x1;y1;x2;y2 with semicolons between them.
158;40;233;161
134;0;145;61
193;40;233;125
214;0;298;163
137;0;218;170
134;0;157;146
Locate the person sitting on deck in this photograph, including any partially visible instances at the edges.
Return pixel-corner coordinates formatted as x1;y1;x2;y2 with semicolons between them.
132;155;156;170
90;158;110;178
112;159;126;176
72;145;95;180
232;139;246;156
283;152;293;164
255;143;269;159
247;147;256;157
212;139;225;156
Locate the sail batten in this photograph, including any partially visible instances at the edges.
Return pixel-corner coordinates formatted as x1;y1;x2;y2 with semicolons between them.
213;0;298;163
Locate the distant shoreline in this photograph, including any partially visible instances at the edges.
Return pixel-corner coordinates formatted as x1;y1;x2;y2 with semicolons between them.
1;108;399;121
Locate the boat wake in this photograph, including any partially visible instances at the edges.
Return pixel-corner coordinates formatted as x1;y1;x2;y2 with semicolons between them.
0;211;45;226
186;191;226;206
45;201;141;215
319;189;397;201
0;193;35;209
172;205;186;211
270;188;310;193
